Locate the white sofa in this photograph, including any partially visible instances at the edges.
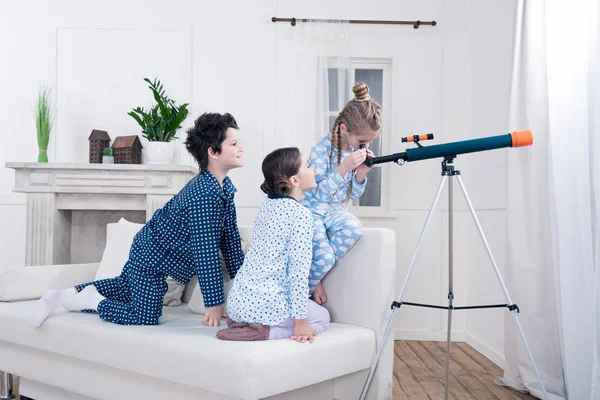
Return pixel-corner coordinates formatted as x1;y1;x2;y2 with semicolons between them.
0;226;396;400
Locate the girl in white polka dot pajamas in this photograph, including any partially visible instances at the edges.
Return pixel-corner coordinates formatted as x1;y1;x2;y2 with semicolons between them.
300;83;382;305
30;113;246;328
218;147;330;343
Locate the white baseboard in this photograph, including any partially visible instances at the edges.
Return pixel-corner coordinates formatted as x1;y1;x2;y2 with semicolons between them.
0;193;26;205
465;332;506;370
394;329;466;342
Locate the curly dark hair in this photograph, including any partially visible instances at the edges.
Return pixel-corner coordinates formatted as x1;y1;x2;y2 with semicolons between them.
184;112;239;171
260;147;302;196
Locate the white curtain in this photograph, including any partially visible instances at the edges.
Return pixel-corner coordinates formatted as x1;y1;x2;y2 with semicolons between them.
273;19;350;156
501;1;600;399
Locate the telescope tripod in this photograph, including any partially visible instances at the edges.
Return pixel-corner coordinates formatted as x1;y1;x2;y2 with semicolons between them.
360;156;549;400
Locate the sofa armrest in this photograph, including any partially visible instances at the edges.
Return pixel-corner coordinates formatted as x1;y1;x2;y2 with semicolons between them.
324;227;396;399
324;228;396;334
0;263;100;302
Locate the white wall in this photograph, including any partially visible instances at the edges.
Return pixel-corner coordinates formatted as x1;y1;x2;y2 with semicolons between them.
461;0;518;369
0;0;518;367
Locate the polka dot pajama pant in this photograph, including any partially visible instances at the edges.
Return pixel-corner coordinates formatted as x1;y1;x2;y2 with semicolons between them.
308;210;362;293
75;261;168;326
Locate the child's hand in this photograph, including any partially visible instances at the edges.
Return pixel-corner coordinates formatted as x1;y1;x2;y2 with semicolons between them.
203;305;224;327
338;148;368;176
356;149;375;183
291;319;316;343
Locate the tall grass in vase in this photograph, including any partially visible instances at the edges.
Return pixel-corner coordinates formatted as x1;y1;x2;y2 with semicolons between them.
34;84;55;163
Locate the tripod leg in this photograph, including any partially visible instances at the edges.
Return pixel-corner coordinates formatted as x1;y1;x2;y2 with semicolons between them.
0;371;15;399
444;176;454;400
360;175;449;400
456;175;549;399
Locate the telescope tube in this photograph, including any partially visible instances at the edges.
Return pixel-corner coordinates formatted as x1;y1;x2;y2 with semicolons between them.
367;130;532;165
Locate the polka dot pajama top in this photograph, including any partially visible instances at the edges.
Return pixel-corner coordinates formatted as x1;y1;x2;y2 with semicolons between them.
76;169;244;325
226;195;313;326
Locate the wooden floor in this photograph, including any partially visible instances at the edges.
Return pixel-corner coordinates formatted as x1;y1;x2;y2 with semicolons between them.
10;341;536;400
393;341;536;400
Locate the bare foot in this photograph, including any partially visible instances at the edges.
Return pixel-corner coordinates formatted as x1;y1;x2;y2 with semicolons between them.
312;281;327;304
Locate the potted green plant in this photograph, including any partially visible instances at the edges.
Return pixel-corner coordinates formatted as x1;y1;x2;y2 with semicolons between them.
128;78;189;164
102;147;114;164
33;83;55;163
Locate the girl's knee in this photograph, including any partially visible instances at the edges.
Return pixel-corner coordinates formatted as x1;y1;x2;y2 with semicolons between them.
309;300;331;322
312;306;331;334
320;307;331;326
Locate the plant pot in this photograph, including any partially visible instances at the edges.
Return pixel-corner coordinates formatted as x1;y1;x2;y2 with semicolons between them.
102;156;114;164
146;141;174;164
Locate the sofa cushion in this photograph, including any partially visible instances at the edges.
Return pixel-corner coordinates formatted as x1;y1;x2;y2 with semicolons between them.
95;218;142;281
0;264;99;302
0;301;375;400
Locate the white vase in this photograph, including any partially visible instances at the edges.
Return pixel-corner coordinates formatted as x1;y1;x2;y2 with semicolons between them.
102;156;114;164
146;142;174;164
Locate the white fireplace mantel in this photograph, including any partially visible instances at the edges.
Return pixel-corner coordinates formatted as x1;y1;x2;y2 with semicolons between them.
6;162;198;266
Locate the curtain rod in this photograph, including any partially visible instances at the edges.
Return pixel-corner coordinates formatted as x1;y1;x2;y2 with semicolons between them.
271;17;437;29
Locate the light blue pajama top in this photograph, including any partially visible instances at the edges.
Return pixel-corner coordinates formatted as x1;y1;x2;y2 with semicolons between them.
300;134;368;217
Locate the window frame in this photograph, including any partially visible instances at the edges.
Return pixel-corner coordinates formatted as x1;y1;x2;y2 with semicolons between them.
323;57;394;218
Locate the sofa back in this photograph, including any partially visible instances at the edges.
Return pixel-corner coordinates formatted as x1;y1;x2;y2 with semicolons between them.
183;225;397;332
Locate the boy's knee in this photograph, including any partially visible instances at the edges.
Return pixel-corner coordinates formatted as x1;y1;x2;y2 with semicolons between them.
132;305;162;326
132;315;160;326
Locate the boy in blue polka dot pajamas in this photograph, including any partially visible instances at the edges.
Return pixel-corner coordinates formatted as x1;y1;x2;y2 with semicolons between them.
30;113;246;328
300;82;382;304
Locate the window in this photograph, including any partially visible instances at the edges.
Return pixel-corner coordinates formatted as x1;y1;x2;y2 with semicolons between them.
324;58;392;217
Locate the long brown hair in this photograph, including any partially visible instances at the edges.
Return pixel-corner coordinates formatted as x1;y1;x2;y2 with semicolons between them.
329;82;382;204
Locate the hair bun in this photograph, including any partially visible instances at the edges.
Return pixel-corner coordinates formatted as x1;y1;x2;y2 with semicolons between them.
260;181;273;195
353;82;370;102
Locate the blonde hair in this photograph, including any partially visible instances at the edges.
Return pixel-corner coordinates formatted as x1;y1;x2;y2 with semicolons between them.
329;82;382;205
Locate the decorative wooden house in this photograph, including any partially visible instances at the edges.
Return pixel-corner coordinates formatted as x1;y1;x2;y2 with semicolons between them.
88;129;111;163
112;135;142;164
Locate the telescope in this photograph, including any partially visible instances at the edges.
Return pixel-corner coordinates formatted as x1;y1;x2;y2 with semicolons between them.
358;128;549;400
363;130;533;166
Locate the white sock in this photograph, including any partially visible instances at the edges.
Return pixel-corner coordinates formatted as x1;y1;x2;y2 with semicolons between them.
63;285;106;312
29;288;77;328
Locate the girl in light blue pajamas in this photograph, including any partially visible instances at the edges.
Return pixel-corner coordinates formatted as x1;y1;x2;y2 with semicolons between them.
300;82;382;304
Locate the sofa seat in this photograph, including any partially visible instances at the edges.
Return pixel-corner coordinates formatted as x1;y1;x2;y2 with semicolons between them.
0;300;376;399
